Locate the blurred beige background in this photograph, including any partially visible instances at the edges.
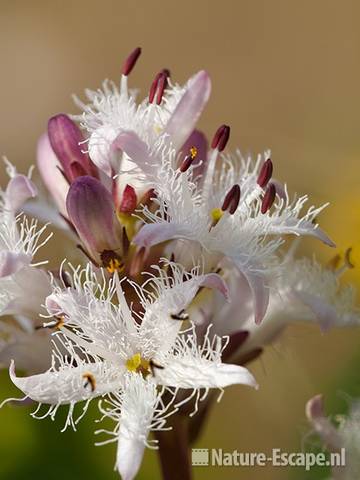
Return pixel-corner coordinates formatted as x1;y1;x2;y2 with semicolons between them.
0;1;360;479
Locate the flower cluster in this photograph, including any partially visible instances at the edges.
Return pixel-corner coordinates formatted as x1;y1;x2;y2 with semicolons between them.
0;47;359;480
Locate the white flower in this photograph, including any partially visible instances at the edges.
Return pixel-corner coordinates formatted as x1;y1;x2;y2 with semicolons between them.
72;64;211;198
117;139;334;324
197;245;359;361
5;262;257;480
0;161;53;319
0;318;52;374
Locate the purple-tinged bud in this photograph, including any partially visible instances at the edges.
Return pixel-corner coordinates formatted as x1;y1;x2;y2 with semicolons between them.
119;184;137;213
149;71;168;104
221;184;241;214
66;176;120;262
261;183;276;214
48;114;98;182
121;47;141;76
257;158;273;188
211;124;230;152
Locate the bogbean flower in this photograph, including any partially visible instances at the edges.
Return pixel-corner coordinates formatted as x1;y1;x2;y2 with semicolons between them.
2;47;360;480
71;47;211;197
306;395;360;479
5;261;257;480
194;244;359;361
115;134;334;323
0;160;54;371
0;160;52;317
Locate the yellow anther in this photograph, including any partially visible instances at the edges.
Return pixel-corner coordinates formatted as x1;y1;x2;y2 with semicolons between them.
211;208;224;223
106;258;124;274
126;353;151;377
190;146;198;159
82;372;96;392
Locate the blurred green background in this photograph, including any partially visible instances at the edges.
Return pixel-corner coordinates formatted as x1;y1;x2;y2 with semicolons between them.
0;0;360;478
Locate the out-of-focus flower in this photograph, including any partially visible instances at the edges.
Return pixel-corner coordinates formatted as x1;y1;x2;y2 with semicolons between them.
196;244;359;361
6;262;256;480
306;394;360;479
0;160;53;371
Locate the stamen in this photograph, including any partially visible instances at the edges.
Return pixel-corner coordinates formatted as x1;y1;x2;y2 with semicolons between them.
344;247;355;269
100;250;125;274
149;70;169;105
36;316;64;330
211;124;230;152
149;359;164;376
82;373;96;392
126;353;152;378
261;183;276;214
122;47;142;76
170;309;189;320
179;146;198;172
221;184;241;214
257;158;273;188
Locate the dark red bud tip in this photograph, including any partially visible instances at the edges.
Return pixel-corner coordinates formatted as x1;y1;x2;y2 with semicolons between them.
222;184;241;214
211;124;230;151
122;47;142;76
261;183;276;214
257;158;273;188
119;184;137;213
149;71;168;104
161;68;170;78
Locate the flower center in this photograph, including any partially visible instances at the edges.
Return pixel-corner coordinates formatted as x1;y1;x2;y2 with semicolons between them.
126;353;151;377
100;250;125;274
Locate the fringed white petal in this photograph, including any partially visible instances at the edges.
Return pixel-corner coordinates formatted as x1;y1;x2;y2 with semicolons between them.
9;359;123;405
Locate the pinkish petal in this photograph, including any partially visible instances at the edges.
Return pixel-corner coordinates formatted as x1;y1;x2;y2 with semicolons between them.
293;290;339;331
200;273;229;301
5;175;37;212
48;114;97;181
0;251;31;278
306;395;342;451
134;222;185;248
111;131;153;176
37;133;69;216
269;218;335;247
66;176;119;259
238;267;270;325
164;71;211;151
88;126;118;177
180;129;208;179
